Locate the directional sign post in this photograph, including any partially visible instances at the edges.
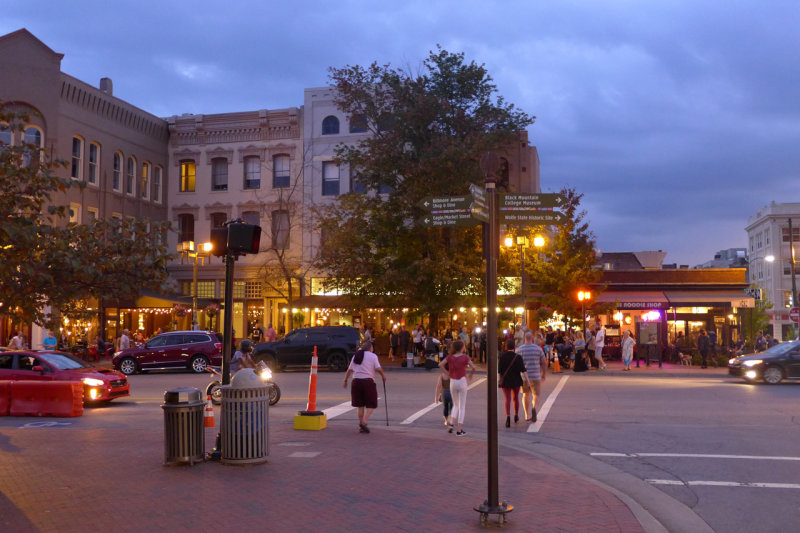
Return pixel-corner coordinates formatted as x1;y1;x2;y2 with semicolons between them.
499;193;566;209
500;210;568;225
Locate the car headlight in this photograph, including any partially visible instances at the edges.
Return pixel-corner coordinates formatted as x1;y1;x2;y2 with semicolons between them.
743;360;763;368
82;377;105;387
728;358;736;365
260;368;273;381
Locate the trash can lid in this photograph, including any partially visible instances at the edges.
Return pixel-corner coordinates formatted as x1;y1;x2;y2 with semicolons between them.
163;387;203;404
230;368;266;389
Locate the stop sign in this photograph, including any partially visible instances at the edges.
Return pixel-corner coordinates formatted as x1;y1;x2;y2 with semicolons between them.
790;307;800;323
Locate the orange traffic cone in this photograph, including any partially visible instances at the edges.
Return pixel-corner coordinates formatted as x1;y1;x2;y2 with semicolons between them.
204;395;215;428
552;357;562;373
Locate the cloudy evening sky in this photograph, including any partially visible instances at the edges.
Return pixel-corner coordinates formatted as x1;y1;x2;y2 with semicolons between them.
4;1;800;267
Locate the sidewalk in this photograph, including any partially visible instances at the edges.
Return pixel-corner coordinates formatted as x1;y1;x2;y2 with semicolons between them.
0;415;655;532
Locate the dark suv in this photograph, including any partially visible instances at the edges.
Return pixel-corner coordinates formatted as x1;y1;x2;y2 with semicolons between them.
728;339;800;384
253;326;362;372
112;331;223;375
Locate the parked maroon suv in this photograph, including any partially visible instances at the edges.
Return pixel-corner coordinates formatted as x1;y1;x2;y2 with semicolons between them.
112;331;223;375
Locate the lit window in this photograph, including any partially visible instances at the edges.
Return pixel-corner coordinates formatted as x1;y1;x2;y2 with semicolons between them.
153;166;162;203
178;214;194;243
322;115;339;135
244;156;260;189
180;160;196;192
273;155;290;188
71;136;84;180
322;161;339;196
69;202;81;224
88;143;99;185
212;158;228;191
113;152;122;191
141;162;150;200
272;210;290;249
87;207;99;222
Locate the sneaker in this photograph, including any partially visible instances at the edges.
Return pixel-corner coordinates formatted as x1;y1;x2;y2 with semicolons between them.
456;430;466;436
359;423;370;434
448;427;454;434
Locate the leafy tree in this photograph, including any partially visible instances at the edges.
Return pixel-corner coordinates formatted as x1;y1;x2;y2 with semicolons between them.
507;187;607;329
0;106;172;330
315;48;534;317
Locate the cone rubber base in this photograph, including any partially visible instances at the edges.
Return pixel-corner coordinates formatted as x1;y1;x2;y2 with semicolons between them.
294;413;327;430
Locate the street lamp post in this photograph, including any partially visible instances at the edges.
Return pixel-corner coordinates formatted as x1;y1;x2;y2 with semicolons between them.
177;240;213;330
578;290;592;338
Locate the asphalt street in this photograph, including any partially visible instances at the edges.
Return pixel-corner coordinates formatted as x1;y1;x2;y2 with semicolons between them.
2;363;798;532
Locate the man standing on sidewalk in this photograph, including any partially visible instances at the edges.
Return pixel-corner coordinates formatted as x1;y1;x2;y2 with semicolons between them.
517;331;546;422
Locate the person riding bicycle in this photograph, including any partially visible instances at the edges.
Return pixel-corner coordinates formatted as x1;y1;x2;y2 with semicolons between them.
231;339;255;373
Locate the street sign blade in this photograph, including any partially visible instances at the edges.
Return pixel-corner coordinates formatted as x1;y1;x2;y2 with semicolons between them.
499;193;567;209
418;195;471;211
420;211;482;228
500;210;568;226
470;202;489;222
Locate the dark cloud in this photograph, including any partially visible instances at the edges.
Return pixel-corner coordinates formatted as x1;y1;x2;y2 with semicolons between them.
4;0;799;266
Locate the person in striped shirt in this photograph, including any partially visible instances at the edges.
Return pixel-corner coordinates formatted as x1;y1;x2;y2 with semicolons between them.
516;331;547;422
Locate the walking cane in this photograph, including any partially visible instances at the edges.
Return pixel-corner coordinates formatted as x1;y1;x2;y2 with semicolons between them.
382;379;389;426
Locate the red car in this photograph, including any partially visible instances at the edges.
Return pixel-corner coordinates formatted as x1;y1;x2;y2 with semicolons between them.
112;330;223;375
0;350;130;403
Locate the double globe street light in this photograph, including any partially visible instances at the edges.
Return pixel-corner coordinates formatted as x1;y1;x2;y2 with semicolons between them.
177;240;213;330
503;234;545;328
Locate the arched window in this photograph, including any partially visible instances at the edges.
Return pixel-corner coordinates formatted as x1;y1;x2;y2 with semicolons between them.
322;115;340;135
272;154;290;188
88;142;100;186
141;161;150;199
126;156;136;196
349;114;368;133
24;127;42;147
22;126;43;167
113;152;123;192
178;214;194;243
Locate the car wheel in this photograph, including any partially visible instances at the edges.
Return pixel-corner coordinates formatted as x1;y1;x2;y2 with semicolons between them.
763;366;783;385
328;352;348;372
190;355;210;373
118;357;138;375
255;353;281;372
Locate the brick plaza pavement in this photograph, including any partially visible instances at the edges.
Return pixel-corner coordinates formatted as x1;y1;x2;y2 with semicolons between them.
0;412;651;533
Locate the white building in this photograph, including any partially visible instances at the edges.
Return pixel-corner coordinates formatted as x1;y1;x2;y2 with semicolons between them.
745;201;800;340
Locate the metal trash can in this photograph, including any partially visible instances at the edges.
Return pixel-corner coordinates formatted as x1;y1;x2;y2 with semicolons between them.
220;369;269;465
162;387;204;465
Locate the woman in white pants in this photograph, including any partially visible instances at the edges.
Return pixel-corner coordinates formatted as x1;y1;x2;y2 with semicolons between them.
438;340;475;436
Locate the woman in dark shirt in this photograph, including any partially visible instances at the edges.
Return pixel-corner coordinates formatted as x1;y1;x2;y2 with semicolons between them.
498;338;529;427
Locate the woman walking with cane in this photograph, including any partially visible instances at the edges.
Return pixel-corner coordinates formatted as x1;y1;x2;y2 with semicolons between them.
439;340;475;436
343;341;386;434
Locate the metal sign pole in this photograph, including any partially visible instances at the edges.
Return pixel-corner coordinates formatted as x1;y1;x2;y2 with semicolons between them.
221;252;236;386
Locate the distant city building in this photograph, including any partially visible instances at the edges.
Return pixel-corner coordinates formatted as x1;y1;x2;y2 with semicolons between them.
694;248;748;269
596;251;668;270
745;201;800;340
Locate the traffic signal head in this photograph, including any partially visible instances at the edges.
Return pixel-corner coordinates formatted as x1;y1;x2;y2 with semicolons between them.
227;222;261;255
210;227;228;257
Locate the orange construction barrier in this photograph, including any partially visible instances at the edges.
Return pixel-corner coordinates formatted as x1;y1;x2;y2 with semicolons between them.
204;395;215;428
10;381;84;417
0;381;10;416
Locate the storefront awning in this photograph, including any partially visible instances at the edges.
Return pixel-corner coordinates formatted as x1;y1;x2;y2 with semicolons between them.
663;290;754;308
595;291;669;310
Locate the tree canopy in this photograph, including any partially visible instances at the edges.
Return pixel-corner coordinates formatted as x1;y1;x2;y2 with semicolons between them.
0;106;172;329
314;48;534;314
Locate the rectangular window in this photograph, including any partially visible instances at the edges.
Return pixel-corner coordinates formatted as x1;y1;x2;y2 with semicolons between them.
88;143;99;185
322;161;339;196
245;281;263;299
784;291;793;308
113;153;122;191
180;161;196;192
141;162;150;200
273;155;290;188
350;168;366;194
242;211;260;226
153;166;162;203
233;281;246;299
244;156;260;189
781;226;800;242
197;281;215;298
272;210;290;249
211;212;228;228
69;202;81;224
212;158;228;191
71;137;83;180
178;214;194;243
87;206;99;222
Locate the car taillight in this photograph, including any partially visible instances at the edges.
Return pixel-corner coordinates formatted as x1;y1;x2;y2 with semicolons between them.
214;343;222;352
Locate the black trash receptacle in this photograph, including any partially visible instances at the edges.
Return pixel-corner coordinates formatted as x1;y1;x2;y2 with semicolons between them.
162;387;204;465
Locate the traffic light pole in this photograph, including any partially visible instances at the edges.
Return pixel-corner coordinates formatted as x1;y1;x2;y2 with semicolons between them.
221;251;236;386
